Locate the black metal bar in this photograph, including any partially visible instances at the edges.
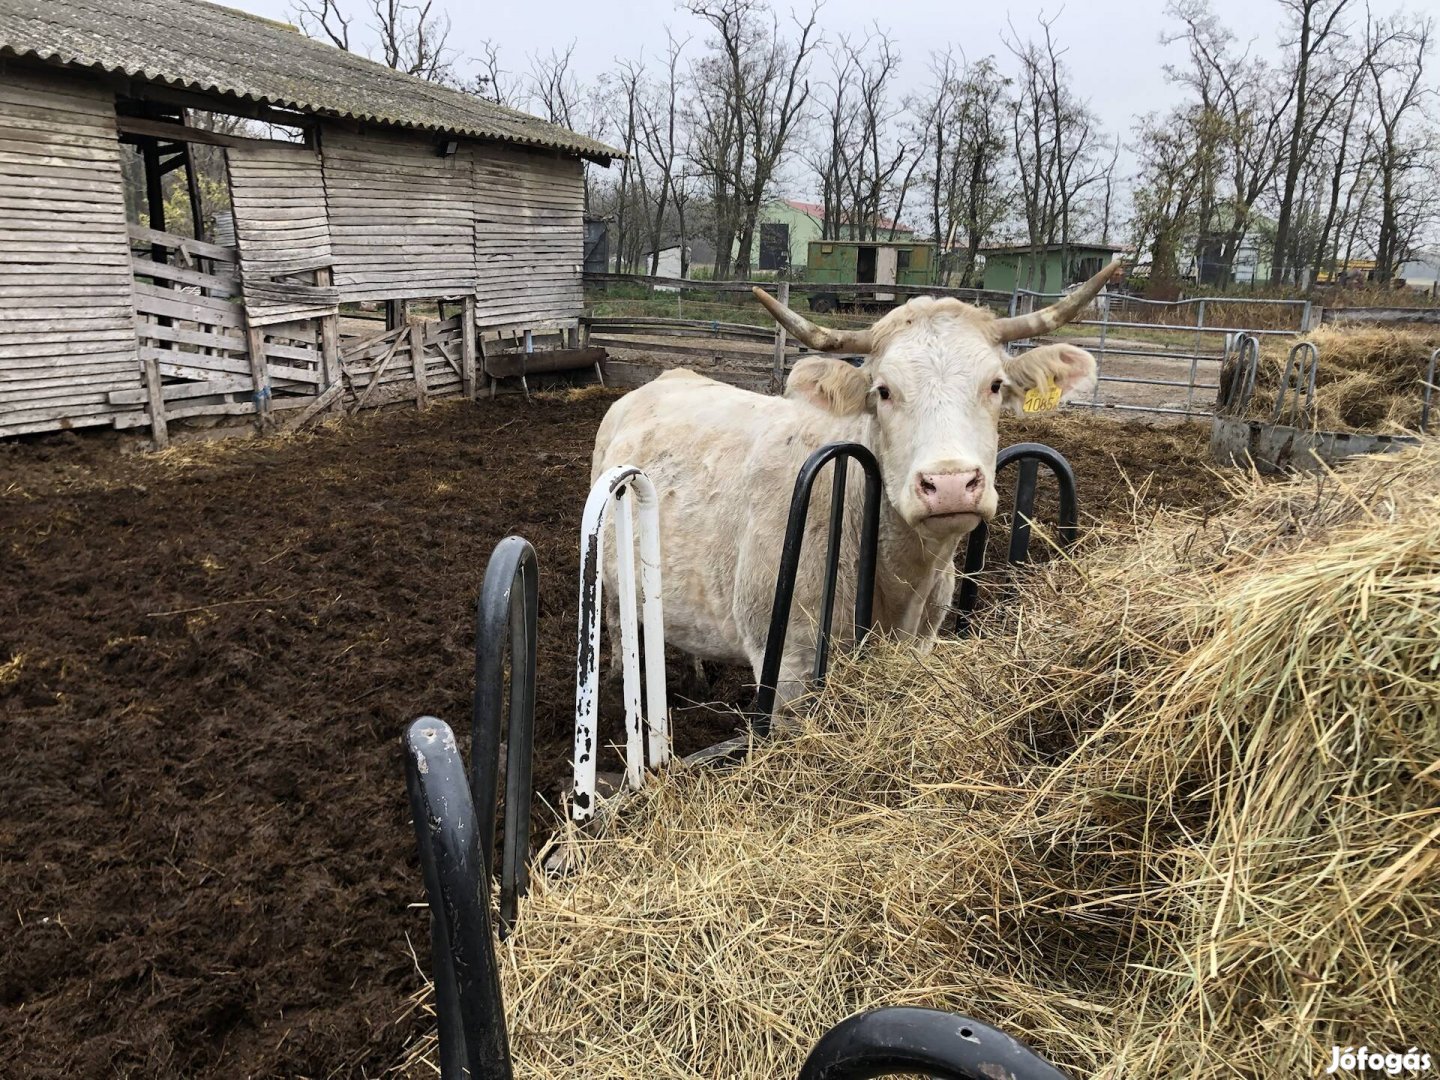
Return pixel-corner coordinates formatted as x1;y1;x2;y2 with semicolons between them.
471;535;539;936
953;520;989;637
404;717;515;1080
755;442;881;729
797;1007;1073;1080
1007;457;1040;564
813;455;849;682
953;443;1078;634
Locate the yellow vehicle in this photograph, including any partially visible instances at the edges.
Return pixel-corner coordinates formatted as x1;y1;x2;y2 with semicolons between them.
1316;259;1376;285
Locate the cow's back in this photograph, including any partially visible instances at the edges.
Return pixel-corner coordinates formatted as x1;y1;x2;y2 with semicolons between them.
591;370;871;673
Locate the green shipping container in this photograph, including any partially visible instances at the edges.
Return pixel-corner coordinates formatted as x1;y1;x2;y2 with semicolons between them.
804;241;935;287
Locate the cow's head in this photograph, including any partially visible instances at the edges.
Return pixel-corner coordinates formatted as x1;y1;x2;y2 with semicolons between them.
757;261;1119;538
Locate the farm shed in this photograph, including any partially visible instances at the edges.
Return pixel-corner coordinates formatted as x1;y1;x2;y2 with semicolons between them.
0;0;618;441
979;242;1127;296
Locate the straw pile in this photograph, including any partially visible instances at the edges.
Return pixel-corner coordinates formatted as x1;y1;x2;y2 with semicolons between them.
1241;326;1438;432
409;442;1440;1078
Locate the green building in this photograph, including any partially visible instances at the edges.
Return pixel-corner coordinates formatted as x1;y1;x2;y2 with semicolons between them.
738;198;916;273
979;243;1126;295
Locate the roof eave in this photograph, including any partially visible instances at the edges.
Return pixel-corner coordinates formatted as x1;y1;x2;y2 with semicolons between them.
1;45;622;161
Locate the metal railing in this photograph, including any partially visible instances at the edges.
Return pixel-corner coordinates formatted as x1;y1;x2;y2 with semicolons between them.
1009;289;1312;420
754;443;882;729
1274;341;1319;425
954;444;1079;636
405;716;515;1080
573;466;670;822
1218;333;1262;417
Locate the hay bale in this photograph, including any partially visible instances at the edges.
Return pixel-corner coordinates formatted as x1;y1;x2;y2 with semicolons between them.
1243;326;1438;433
406;443;1440;1078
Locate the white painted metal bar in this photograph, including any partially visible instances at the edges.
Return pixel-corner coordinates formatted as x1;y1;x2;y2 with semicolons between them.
573;466;669;823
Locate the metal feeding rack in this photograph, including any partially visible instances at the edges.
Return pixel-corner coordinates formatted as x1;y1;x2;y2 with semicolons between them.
403;442;1085;1078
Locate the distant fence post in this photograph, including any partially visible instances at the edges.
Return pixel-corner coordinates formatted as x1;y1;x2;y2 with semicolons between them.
772;280;790;387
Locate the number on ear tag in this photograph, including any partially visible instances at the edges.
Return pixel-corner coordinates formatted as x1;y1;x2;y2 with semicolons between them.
1022;379;1062;413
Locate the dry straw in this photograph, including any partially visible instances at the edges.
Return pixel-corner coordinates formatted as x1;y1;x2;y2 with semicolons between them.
403;441;1440;1079
1244;326;1439;433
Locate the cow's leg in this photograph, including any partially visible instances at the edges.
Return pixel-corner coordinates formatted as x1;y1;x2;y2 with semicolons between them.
603;592;623;683
748;645;813;733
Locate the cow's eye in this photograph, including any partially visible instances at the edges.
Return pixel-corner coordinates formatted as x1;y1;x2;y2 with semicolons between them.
875;385;891;401
990;379;1004;395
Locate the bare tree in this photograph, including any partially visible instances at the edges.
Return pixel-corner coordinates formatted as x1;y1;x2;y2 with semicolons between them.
1005;13;1108;290
292;0;457;82
1164;0;1292;284
1128;106;1222;281
912;50;1011;285
1364;14;1434;281
638;34;691;275
686;0;821;279
612;59;649;272
469;40;516;106
1269;0;1358;283
293;0;351;49
809;30;913;243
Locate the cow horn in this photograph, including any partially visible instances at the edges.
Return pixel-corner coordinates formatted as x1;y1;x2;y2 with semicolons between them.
752;287;873;354
991;258;1127;343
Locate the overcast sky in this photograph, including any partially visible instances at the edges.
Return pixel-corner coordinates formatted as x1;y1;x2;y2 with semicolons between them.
242;0;1416;195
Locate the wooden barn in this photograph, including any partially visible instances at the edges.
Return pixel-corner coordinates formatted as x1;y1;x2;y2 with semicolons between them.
0;0;618;442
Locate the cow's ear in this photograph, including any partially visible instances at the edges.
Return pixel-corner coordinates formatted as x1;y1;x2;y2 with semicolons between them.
999;344;1097;416
784;357;871;416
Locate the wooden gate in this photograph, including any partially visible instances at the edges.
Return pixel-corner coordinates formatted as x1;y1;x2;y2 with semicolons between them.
121;223;330;445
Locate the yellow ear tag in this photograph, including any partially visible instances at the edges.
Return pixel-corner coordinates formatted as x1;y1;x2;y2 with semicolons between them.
1023;378;1062;413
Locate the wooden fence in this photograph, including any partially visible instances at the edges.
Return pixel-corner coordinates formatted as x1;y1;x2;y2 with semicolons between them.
118;224;482;445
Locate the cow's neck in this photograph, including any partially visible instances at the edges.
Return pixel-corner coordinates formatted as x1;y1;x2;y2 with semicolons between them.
843;416;961;636
873;505;959;634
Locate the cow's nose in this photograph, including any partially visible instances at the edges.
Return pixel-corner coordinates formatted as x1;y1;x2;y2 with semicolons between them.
915;469;986;516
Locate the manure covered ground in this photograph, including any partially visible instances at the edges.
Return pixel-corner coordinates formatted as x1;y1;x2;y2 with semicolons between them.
1;394;1222;1078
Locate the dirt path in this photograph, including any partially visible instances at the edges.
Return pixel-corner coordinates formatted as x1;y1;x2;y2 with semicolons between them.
0;395;1224;1078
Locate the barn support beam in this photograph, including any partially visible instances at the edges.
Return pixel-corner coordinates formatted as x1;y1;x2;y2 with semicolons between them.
317;268;341;391
142;352;170;450
244;319;273;431
142;139;166;263
410;321;428;409
461;296;478;400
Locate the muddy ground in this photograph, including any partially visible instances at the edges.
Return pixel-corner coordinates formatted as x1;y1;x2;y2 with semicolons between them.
1;393;1225;1078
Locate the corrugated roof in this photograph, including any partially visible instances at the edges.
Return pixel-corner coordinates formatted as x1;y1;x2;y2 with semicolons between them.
0;0;619;160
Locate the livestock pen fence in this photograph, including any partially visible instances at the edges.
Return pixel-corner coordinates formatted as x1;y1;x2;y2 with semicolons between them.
582;273;1317;418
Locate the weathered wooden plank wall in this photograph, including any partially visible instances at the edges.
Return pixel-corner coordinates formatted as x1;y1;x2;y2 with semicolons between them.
321;126;475;303
226;143;339;326
0;70;141;436
472;147;584;329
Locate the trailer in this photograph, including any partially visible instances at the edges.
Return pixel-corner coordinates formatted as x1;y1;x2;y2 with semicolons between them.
803;240;937;313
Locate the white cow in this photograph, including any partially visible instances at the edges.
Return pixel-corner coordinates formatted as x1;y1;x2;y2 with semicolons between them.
592;261;1120;706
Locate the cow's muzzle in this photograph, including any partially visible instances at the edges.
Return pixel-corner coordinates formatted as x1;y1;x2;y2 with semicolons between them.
916;469;987;517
